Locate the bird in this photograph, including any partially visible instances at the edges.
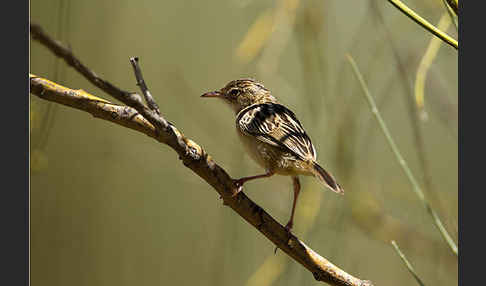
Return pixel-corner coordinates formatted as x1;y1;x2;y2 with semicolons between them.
201;78;343;232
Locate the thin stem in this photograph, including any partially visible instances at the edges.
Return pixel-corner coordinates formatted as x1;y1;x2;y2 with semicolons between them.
30;23;167;133
370;1;447;219
446;0;458;15
441;0;458;30
129;57;160;115
346;54;458;256
387;0;458;50
391;241;426;286
415;13;451;119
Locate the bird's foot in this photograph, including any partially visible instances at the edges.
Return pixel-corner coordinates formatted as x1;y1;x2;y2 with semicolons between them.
231;179;245;197
284;221;293;233
218;180;244;205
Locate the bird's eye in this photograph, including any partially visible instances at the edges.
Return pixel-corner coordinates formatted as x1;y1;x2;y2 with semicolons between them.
229;89;239;96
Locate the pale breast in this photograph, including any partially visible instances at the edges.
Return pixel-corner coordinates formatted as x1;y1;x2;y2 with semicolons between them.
236;128;273;169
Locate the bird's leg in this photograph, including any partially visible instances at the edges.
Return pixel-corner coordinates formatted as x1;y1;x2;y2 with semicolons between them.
232;170;274;197
275;176;301;254
285;176;301;232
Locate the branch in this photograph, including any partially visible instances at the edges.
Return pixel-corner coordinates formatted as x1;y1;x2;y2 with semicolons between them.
129;57;161;115
29;74;372;286
30;23;373;286
30;22;166;133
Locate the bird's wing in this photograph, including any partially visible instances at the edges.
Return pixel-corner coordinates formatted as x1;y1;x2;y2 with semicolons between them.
236;103;316;161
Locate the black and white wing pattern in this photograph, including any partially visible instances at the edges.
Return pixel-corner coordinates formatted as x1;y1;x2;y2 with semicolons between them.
236;103;317;161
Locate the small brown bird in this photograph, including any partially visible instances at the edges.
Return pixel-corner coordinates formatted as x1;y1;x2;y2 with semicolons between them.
201;78;343;232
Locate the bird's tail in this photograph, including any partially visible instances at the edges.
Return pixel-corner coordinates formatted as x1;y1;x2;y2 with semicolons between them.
311;162;344;194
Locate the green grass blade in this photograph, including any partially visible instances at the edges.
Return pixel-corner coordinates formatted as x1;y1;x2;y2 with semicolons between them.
391;241;426;286
387;0;458;49
346;54;458;256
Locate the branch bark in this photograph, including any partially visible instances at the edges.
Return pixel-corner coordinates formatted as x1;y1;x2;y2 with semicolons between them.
30;23;373;286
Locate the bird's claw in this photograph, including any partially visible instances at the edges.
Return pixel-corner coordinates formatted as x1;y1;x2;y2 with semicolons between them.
284;222;293;233
274;245;279;254
218;180;243;205
232;179;244;197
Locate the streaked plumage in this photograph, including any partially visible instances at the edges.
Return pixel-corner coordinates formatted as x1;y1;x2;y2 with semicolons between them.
201;78;343;232
237;103;316;161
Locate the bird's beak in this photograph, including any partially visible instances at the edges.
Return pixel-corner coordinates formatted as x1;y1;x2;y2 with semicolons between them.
201;90;222;98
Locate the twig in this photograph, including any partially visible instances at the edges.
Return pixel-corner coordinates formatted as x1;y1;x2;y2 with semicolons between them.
129;57;161;115
30;74;154;133
30;23;374;286
30;22;166;133
386;0;458;50
391;241;426;286
346;54;458;256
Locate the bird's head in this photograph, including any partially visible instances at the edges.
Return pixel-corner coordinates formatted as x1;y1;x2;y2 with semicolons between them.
201;78;277;113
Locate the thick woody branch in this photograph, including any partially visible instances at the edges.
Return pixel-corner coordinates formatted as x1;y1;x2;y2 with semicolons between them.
30;23;373;286
29;75;372;286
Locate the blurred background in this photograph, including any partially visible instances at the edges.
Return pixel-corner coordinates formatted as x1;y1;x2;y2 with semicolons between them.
30;0;458;285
